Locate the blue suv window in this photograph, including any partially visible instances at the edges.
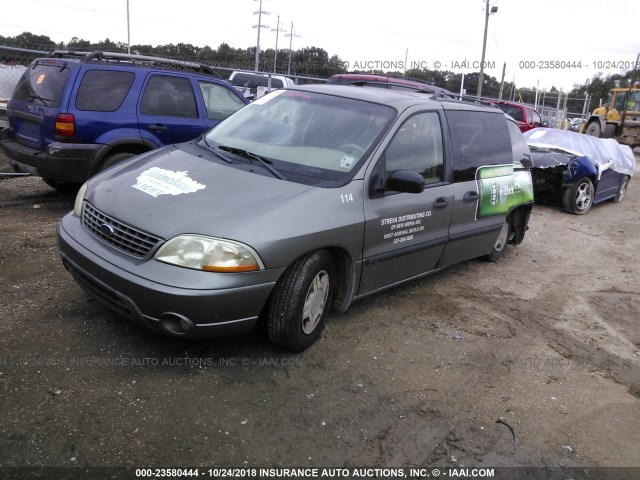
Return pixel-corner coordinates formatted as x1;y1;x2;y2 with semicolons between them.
198;81;246;121
76;70;135;111
140;75;198;118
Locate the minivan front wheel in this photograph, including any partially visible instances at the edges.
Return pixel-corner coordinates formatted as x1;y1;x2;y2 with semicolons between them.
267;250;335;352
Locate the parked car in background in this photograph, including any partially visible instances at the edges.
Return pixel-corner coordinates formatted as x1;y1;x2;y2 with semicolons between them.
228;71;295;100
0;51;248;191
58;84;534;351
328;73;455;97
491;100;548;132
568;117;584;132
524;128;634;214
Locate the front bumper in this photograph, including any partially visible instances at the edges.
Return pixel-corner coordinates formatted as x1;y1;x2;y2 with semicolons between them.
57;213;283;339
1;129;104;183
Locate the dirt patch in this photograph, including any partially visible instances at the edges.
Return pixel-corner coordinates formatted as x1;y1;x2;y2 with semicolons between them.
0;152;639;469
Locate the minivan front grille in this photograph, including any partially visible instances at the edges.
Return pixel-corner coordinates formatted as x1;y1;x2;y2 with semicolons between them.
82;203;161;258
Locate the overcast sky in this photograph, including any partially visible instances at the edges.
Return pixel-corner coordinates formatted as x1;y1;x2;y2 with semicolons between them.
2;0;639;92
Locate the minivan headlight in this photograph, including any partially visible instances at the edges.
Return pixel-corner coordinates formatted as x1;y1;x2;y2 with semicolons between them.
73;182;88;217
154;235;264;272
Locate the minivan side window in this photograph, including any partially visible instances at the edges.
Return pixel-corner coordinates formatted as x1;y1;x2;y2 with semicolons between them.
446;110;512;182
384;112;444;185
76;70;135;112
198;81;246;121
140;75;198;118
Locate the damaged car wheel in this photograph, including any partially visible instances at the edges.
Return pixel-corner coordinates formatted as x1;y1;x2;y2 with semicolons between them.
267;250;335;352
563;177;594;215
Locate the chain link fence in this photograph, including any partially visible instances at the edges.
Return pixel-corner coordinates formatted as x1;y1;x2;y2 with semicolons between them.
0;44;595;133
0;45;327;125
503;88;591;130
0;46;47;126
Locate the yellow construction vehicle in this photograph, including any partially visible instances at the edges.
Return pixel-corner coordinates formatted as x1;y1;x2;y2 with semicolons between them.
583;85;640;148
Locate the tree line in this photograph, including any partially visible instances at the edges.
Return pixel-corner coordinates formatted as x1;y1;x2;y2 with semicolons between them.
1;32;638;112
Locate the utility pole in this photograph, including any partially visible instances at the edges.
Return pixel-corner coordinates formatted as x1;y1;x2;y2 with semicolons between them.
253;0;270;72
498;62;506;100
477;0;497;98
285;22;300;76
271;15;287;74
126;0;131;53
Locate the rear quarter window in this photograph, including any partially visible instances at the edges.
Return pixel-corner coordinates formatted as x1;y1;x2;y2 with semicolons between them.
446;110;513;182
75;70;135;111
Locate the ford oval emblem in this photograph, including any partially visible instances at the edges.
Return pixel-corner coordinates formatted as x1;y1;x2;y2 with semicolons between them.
99;223;115;236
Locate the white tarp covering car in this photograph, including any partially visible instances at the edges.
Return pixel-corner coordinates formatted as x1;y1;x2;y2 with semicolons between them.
524;128;634;214
525;128;635;177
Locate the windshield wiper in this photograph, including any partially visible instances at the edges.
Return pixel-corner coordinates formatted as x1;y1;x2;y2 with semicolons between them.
28;93;53;106
218;145;286;180
198;135;233;163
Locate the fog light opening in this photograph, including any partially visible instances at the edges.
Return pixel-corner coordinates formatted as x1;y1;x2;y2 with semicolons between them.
159;313;195;335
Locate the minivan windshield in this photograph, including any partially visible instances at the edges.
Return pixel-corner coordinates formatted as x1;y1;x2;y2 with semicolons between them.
12;60;72;108
204;89;396;186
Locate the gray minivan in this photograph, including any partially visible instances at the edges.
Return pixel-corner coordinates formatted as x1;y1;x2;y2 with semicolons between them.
57;85;533;351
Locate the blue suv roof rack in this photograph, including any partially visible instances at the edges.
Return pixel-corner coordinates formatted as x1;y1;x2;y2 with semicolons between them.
48;50;221;78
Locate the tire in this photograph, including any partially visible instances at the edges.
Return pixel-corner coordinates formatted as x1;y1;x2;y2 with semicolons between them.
42;178;82;194
584;122;601;138
486;218;510;262
603;124;616;138
612;176;629;203
267;250;335;352
562;177;594;215
100;152;136;171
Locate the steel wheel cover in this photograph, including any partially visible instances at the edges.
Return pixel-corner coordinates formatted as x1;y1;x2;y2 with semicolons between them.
494;221;509;252
301;270;330;334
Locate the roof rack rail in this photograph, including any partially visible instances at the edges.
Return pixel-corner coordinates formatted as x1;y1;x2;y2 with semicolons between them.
347;80;453;96
47;50;221;78
433;92;497;107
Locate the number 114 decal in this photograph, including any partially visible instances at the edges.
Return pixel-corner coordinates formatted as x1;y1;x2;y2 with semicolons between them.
340;193;354;204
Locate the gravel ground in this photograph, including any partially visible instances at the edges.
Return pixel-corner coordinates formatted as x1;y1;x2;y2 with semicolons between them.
0;151;639;473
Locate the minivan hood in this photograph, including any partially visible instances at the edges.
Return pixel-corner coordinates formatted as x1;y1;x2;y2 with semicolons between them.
85;143;313;240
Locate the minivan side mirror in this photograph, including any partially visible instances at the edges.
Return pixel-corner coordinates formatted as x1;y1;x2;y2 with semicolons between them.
384;170;425;194
542;120;549;127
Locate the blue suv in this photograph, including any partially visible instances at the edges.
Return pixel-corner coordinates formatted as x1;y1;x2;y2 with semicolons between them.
1;51;248;191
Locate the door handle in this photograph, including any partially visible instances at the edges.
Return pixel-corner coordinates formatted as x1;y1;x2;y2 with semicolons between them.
148;124;167;131
433;197;449;209
463;191;479;203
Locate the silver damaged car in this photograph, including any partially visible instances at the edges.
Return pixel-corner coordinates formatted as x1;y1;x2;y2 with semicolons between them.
57;85;534;351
